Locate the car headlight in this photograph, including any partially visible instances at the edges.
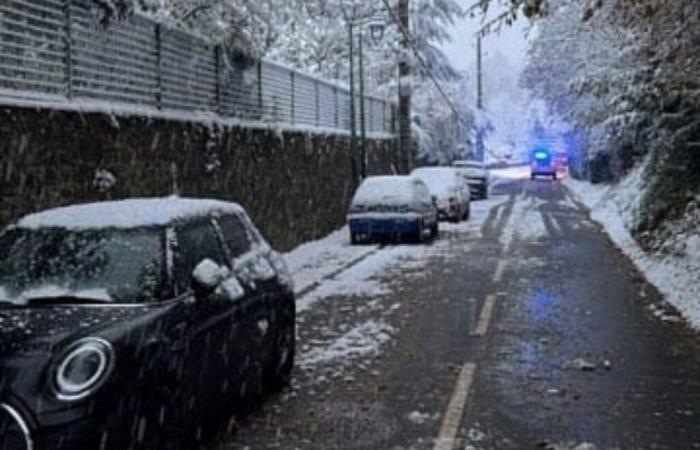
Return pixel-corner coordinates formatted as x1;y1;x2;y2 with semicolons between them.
54;337;114;401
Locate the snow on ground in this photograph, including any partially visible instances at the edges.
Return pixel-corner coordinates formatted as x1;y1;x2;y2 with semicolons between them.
513;192;550;241
439;194;510;239
285;188;509;373
299;320;394;368
490;165;531;184
295;244;427;313
564;175;700;329
283;227;379;296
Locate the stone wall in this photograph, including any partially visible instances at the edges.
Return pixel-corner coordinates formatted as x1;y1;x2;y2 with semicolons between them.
0;106;400;251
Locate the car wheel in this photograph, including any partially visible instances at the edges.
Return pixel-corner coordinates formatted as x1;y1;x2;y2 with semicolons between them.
350;231;359;245
411;222;424;244
464;204;471;221
263;302;296;392
430;222;439;239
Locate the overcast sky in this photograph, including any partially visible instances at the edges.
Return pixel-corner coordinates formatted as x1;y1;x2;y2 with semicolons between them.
440;0;531;74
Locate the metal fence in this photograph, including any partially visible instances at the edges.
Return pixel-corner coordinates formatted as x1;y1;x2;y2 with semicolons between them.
0;0;395;134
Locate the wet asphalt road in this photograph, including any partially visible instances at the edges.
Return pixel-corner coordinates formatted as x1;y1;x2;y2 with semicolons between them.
217;175;700;450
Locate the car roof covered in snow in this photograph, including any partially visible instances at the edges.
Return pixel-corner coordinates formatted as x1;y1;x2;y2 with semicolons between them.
352;176;423;205
16;197;245;230
411;168;461;194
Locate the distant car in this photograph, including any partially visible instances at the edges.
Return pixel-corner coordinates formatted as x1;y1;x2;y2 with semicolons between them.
347;176;439;244
0;198;295;450
453;160;489;200
411;167;471;222
553;152;568;173
530;148;557;180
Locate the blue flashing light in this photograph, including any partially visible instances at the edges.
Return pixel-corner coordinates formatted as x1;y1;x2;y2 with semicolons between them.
534;151;550;160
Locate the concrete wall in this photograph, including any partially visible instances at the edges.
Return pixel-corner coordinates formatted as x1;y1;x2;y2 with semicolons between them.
0;106;400;251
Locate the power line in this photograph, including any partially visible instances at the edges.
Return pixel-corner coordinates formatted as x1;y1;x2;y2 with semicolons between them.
378;0;467;125
378;0;501;159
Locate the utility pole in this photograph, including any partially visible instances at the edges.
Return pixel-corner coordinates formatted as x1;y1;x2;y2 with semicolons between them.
475;34;485;162
477;35;483;110
397;0;411;172
358;31;367;179
349;22;359;181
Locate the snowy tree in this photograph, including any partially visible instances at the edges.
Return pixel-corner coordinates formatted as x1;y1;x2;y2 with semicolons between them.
413;72;475;164
522;0;700;253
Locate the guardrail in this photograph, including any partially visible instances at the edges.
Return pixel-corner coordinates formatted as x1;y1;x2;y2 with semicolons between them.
0;0;395;134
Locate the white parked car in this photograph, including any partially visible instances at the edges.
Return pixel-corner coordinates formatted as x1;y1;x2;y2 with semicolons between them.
453;160;490;200
411;167;471;222
347;176;439;244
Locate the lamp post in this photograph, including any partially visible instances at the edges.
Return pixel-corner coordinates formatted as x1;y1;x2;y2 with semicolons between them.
349;17;385;180
475;34;485;162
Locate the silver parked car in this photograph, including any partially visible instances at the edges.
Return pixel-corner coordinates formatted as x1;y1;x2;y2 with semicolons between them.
453;160;490;200
411;167;471;222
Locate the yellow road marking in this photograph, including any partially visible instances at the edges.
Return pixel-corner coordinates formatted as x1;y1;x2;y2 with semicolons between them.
492;259;507;283
474;294;498;337
433;363;477;450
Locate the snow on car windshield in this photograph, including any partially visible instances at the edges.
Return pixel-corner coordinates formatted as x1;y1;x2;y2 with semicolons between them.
0;227;164;305
351;177;417;211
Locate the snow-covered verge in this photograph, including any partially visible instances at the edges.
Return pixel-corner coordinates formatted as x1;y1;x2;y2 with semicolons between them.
563;175;700;329
283;227;379;296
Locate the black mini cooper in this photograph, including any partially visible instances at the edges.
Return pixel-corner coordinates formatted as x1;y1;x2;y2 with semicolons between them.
0;198;296;450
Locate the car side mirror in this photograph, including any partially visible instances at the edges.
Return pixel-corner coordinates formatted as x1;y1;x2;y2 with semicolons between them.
192;259;229;299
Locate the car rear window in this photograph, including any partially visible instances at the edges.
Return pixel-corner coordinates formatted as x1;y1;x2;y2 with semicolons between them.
352;178;415;206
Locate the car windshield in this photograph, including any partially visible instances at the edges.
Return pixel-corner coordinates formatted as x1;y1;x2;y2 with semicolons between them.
0;227;165;305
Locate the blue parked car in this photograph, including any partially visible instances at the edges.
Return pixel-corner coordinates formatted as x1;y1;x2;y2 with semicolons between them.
347;176;439;244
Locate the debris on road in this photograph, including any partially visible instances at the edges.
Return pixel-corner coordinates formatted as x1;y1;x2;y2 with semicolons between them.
407;411;435;424
566;358;597;371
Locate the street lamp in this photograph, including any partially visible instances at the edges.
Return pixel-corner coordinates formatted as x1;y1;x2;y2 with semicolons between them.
369;19;386;44
348;16;386;180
